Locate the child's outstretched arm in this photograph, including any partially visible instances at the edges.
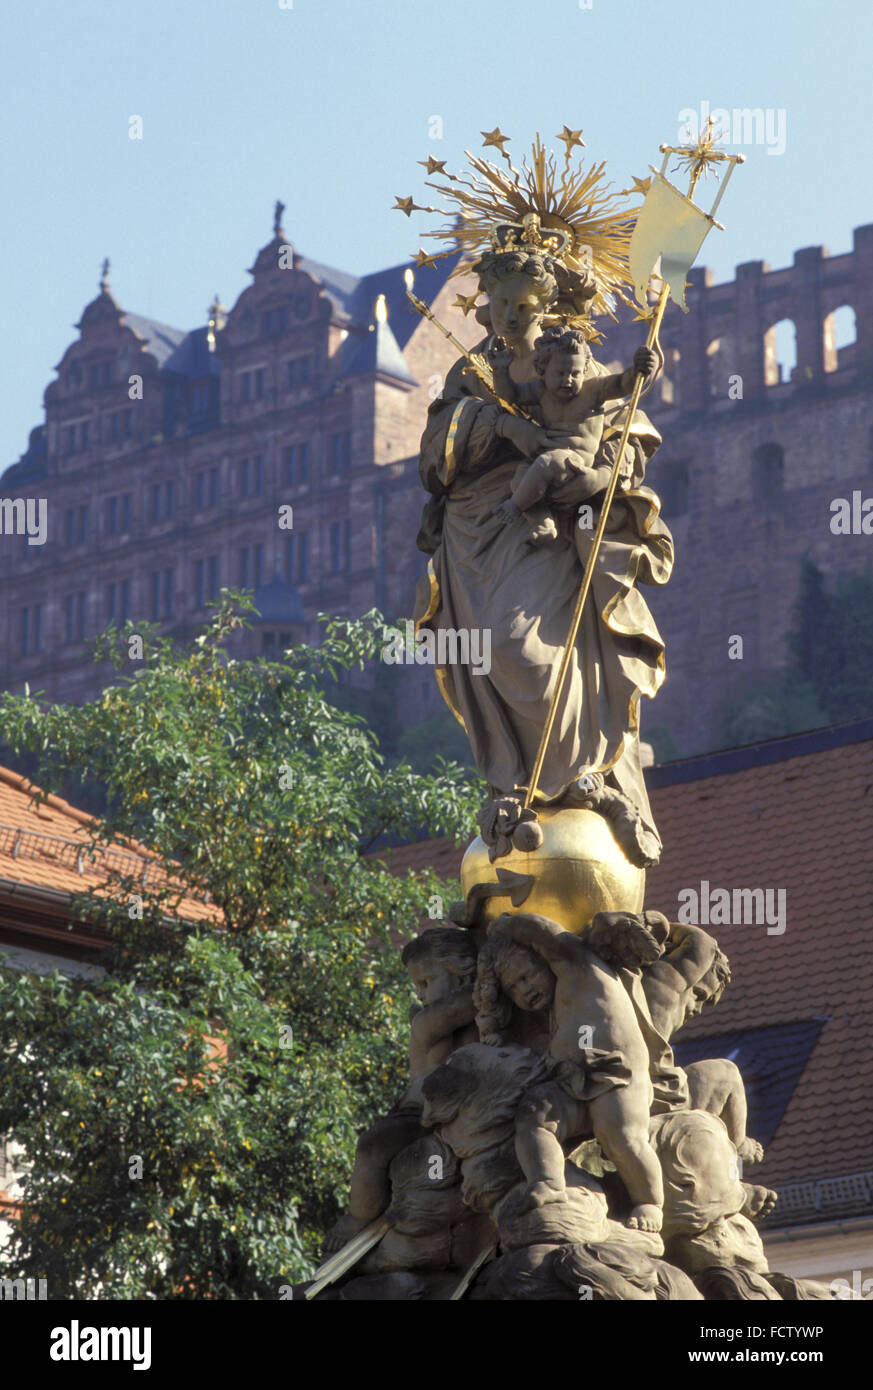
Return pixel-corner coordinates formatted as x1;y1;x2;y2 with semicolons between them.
658;922;721;989
408;988;476;1077
599;346;659;402
490;911;581;967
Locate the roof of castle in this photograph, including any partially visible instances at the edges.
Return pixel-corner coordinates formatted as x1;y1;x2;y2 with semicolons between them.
382;717;873;1229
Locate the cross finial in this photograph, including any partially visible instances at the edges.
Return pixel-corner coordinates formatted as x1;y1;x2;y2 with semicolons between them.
273;200;286;238
99;257;111;292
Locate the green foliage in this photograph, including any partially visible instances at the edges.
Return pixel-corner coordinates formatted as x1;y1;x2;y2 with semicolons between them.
643;724;683;765
717;672;827;747
717;560;873;748
396;708;474;775
0;596;482;1298
788;562;873;726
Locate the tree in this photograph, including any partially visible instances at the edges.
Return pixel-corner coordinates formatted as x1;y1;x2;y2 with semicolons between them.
0;596;482;1298
716;559;873;749
396;707;474;775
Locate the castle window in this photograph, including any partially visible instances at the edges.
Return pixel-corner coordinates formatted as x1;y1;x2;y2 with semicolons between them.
764;319;797;387
165;481;175;517
20;604;42;655
239;456;263;497
107;497;119;535
823;305;857;374
65;508;75;546
120;493;131;532
330;432;351;473
262;308;287;337
88;361;112;389
190;381;211;413
297;532;309;583
151;568;174;618
753;443;784;502
195;468;218;508
65;592;86;641
284;441;310;485
330;519;350;572
110;408;132;441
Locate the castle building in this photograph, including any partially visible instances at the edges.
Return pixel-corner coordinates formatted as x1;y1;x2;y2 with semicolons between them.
2;210;871;756
0;207;478;717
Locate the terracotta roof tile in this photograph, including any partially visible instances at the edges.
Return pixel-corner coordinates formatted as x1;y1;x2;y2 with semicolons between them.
0;766;216;924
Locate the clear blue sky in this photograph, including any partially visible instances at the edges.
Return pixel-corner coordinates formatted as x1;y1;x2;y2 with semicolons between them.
1;0;870;467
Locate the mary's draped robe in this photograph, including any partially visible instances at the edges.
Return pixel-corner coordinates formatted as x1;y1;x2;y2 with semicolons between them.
413;349;674;852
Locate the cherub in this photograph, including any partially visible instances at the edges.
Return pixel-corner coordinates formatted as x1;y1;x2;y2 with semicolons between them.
488;326;657;544
322;926;478;1254
475;912;664;1232
639;921;763;1165
583;913;763;1165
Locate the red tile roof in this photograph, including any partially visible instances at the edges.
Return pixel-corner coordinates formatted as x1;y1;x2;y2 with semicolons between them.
0;765;217;927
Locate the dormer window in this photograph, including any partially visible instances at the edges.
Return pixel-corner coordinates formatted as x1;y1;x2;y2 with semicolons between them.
262;307;287;337
88;361;112;389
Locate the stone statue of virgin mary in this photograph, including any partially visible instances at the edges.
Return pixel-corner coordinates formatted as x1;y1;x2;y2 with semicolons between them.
411;165;674;869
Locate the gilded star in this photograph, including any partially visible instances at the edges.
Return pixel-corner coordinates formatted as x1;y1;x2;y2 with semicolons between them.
556;125;585;156
481;126;510;154
413;248;438;269
452;292;479;316
393;195;416;217
418;156;447;175
619;174;652;198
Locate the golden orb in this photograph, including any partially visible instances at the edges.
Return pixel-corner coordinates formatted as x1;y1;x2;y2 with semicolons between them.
460;807;645;933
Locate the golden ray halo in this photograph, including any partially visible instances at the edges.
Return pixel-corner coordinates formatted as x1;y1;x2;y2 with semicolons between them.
401;131;644;337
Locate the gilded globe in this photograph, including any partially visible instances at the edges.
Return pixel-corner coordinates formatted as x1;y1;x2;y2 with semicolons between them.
460;807;645;933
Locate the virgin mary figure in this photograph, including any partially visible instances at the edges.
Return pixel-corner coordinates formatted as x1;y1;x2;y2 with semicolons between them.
413;230;673;867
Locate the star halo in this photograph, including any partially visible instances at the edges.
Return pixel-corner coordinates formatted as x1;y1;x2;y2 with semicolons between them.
408;129;644;331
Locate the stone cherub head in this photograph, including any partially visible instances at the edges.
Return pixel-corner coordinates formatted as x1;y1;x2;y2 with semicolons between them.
473;933;556;1046
401;926;478;1007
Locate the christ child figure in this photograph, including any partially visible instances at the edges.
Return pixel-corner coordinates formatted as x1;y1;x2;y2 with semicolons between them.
488;326;657;544
322;926;478;1254
475;911;664;1232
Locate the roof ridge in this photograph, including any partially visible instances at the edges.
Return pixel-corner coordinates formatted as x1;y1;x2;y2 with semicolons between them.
647;718;873;789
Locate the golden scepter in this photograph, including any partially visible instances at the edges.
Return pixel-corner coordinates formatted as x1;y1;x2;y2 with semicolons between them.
522;125;744;812
403;269;534;419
